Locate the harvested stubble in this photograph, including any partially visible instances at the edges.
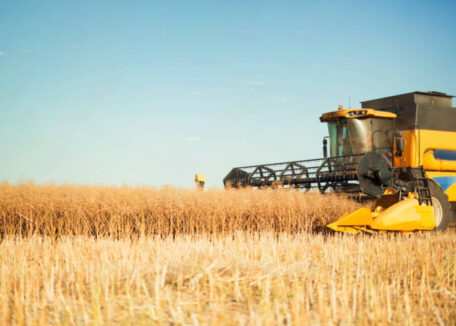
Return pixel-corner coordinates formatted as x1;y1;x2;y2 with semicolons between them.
0;183;361;237
0;233;455;325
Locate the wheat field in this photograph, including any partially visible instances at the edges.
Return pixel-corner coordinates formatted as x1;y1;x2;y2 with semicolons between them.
0;184;455;325
0;183;361;237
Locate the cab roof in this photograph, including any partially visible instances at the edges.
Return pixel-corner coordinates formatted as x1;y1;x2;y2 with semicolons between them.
320;108;397;122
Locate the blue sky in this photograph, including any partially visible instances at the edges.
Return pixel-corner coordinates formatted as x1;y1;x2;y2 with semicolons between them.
1;0;455;188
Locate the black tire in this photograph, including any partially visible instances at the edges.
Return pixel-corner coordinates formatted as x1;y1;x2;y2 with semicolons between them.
429;181;452;231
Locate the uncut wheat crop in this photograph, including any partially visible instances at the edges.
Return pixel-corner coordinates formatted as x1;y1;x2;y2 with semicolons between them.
0;183;455;326
0;183;361;237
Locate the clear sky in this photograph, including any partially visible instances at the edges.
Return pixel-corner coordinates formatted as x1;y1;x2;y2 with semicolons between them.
1;0;455;188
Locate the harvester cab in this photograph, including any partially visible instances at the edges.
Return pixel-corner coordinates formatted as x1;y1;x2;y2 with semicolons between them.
224;91;456;233
320;107;397;158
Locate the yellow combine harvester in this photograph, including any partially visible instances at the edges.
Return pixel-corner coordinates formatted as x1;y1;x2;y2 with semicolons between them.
224;91;456;233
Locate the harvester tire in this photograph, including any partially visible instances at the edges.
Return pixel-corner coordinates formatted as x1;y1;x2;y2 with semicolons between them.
429;181;452;231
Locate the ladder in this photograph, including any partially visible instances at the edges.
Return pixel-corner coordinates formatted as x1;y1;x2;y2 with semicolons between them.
409;167;433;206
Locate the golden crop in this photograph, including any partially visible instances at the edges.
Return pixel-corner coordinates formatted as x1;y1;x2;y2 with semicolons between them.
0;183;360;238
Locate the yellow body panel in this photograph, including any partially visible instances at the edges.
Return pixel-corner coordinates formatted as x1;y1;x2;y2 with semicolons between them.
326;208;373;233
327;199;436;233
395;129;456;168
370;199;435;231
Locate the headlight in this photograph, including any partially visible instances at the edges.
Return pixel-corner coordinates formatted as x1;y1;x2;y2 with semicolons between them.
345;110;367;117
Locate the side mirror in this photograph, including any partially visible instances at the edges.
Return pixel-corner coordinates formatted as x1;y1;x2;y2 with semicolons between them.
394;131;404;157
323;137;328;158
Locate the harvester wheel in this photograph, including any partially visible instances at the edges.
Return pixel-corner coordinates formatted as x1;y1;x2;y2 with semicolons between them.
429;181;451;231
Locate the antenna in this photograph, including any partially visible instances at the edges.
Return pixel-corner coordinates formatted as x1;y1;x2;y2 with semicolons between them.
349;96;351;108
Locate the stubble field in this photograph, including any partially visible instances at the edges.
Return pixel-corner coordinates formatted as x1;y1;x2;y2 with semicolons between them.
0;184;455;325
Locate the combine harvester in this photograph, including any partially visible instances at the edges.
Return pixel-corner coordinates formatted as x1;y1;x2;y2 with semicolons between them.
224;91;456;233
